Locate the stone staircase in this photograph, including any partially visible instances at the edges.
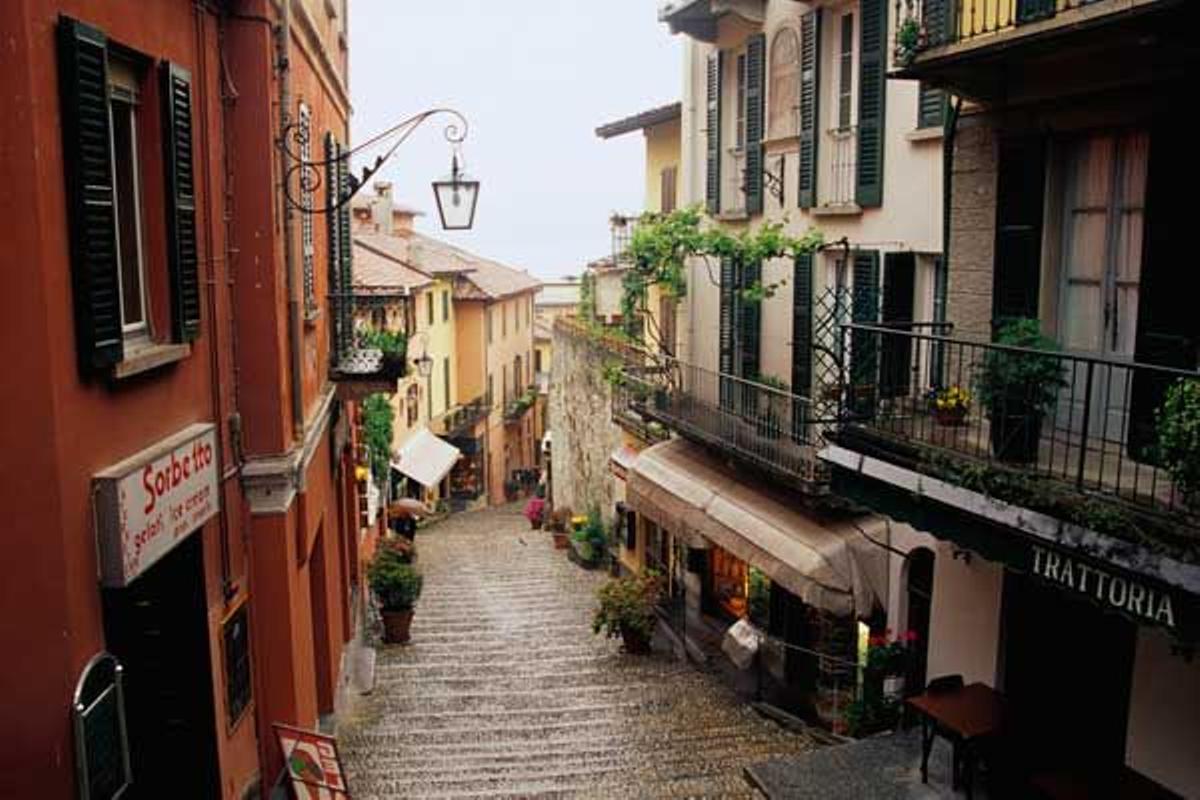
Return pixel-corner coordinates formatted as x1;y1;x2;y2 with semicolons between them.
338;506;820;798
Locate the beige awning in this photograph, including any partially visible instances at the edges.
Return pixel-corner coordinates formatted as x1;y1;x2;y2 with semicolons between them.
391;428;461;488
627;439;887;618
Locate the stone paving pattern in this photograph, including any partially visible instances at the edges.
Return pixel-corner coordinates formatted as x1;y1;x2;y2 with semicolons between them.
339;505;819;798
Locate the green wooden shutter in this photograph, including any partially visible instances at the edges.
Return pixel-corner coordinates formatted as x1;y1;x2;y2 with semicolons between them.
922;0;952;46
161;62;201;342
740;259;761;381
849;251;880;415
798;10;820;209
706;50;723;215
325;132;343;354
1017;0;1056;24
744;34;766;215
57;16;123;372
791;253;814;397
856;0;887;208
917;83;946;129
719;256;736;408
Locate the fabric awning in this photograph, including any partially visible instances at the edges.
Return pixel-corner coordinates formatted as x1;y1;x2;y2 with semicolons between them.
627;439;888;618
391;428;462;488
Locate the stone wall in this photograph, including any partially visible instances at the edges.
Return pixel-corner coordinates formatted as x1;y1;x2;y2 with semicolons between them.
548;324;625;526
946;119;998;342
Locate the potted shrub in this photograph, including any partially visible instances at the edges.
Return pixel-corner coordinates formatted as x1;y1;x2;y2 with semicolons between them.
524;495;546;529
592;571;665;655
548;507;572;548
359;329;408;380
570;507;608;568
927;384;971;426
1157;378;1200;511
976;318;1065;463
368;549;423;644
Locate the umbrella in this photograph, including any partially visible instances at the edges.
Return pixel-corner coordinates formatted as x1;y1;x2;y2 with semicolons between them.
389;498;432;518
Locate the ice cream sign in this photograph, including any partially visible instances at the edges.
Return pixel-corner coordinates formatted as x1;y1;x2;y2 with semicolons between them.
93;423;219;587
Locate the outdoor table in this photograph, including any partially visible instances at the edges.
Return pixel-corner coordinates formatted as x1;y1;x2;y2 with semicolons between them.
907;682;1007;800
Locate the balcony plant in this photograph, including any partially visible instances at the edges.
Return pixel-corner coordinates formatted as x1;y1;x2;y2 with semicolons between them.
927;384;971;426
359;329;408;379
1156;378;1200;510
368;549;423;644
976;318;1065;464
592;571;665;655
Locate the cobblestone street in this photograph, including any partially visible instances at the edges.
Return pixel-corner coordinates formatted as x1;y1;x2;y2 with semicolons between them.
339;504;820;798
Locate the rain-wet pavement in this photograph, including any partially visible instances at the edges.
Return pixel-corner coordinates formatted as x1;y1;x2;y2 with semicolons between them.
338;504;821;798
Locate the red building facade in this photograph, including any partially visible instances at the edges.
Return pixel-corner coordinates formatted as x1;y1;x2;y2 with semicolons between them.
0;1;362;797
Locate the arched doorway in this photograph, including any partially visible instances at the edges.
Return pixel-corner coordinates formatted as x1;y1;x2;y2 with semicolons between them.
905;547;935;692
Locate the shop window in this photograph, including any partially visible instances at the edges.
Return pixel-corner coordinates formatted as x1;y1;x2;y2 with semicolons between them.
222;603;252;727
708;544;748;620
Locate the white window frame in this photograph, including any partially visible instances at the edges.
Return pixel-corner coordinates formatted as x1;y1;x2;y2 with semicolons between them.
108;72;149;341
837;11;855;132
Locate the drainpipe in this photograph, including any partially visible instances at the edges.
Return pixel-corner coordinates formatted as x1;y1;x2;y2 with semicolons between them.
278;0;304;439
941;96;964;314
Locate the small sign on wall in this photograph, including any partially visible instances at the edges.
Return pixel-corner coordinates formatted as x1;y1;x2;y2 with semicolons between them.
92;423;220;587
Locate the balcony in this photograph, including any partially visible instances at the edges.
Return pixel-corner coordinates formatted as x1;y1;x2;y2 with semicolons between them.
892;0;1191;102
436;394;491;439
815;127;858;213
616;356;828;492
823;323;1199;554
504;385;538;424
329;293;409;399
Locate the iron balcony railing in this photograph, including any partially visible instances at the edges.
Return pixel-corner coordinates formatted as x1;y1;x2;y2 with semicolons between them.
833;322;1198;523
822;127;858;208
896;0;1110;60
504;385;538;423
612;365;673;444
437;393;491;438
618;356;828;491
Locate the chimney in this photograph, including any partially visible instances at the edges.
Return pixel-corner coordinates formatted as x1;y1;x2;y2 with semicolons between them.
371;181;393;234
391;208;416;236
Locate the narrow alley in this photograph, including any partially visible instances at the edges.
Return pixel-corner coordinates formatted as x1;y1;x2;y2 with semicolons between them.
338;505;820;798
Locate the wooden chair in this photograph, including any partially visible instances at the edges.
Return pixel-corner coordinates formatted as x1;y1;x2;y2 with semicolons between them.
924;675;966;786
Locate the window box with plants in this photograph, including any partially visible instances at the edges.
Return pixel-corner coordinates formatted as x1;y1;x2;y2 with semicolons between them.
358;329;409;381
592;571;665;655
368;547;424;644
976;319;1065;464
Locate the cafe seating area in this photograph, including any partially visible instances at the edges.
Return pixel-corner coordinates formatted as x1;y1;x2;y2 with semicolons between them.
746;677;1184;800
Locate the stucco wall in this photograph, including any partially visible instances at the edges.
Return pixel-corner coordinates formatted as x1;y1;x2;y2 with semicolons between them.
1125;626;1200;798
926;541;1004;686
645;117;682;213
548;327;624;524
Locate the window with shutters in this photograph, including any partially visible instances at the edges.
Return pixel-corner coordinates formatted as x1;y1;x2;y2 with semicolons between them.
487;307;493;344
427;292;435;327
837;14;854;131
443;357;451;413
736;52;748;150
917;83;946;129
299;103;316;318
768;28;800;140
442;290;449;322
108;56;149;339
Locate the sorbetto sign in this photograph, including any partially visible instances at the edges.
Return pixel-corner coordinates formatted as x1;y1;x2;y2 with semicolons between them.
93;423;220;587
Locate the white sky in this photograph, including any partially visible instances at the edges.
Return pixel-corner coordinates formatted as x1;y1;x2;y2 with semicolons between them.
349;0;683;281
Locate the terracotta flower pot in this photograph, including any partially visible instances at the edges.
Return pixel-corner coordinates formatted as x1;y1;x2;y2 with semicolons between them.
530;519;543;530
381;608;414;644
553;532;569;549
934;407;967;426
620;627;651;655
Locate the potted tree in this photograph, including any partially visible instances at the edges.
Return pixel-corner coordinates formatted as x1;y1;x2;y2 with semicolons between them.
368;549;423;644
976;319;1065;463
591;571;665;655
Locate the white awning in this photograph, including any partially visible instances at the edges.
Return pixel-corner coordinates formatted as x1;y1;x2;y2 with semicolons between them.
391;428;462;488
627;438;888;618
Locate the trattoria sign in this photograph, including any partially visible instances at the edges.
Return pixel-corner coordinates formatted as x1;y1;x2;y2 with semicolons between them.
93;423;219;587
1031;545;1178;630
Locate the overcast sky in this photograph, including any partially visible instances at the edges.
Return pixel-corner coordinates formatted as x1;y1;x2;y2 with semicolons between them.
349;1;682;281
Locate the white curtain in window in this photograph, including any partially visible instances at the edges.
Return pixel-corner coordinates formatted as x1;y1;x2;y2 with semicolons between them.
768;28;800;140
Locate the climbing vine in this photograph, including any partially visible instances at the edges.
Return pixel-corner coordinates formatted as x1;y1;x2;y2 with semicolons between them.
625;206;825;306
362;392;395;484
578;272;597;322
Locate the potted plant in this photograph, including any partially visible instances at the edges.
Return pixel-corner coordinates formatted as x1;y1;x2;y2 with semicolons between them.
976;318;1065;463
359;329;408;380
523;495;546;530
570;507;608;568
591;571;665;655
1156;378;1200;511
928;384;971;426
503;478;521;502
844;630;917;736
548;507;572;548
368;549;423;644
894;15;922;66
